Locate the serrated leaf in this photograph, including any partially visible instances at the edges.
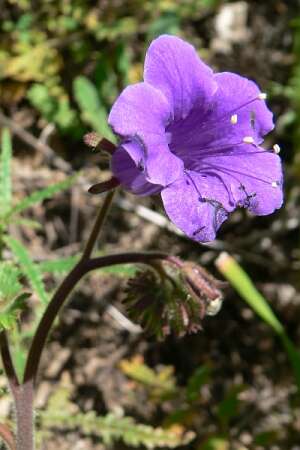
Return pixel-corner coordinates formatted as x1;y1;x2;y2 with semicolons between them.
4;236;48;305
0;313;14;329
0;292;30;331
0;128;12;215
0;262;27;331
0;261;21;302
8;175;77;217
12;217;42;230
42;409;194;448
38;255;79;274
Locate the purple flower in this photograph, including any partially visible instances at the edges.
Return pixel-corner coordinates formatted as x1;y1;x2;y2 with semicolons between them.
108;35;283;242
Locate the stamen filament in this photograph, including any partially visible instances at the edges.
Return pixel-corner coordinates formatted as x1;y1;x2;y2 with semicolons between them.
199;161;276;185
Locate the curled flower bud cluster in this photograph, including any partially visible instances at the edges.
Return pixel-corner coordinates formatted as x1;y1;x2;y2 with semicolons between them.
180;262;225;318
124;260;225;339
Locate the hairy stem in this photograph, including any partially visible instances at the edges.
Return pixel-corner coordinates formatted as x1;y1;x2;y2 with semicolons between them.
24;191;117;383
24;251;168;384
0;332;34;450
7;189;170;450
0;190;117;450
0;331;19;394
82;190;115;260
14;381;34;450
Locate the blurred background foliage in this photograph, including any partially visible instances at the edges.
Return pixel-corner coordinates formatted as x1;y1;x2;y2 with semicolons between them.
0;0;298;162
1;0;300;449
0;0;222;145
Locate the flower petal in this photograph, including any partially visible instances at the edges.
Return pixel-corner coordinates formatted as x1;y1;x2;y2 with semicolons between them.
111;147;162;196
213;72;274;139
161;171;230;242
108;82;183;186
167;72;274;166
199;146;283;215
144;35;217;121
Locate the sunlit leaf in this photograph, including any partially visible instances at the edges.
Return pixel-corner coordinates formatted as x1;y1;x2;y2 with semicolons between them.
216;252;300;392
4;236;49;305
0;128;12;215
73;75;114;140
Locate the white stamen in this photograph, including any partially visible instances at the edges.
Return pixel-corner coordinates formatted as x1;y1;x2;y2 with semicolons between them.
206;297;223;316
230;114;238;124
271;181;278;188
273;144;281;154
243;136;254;144
258;92;267;100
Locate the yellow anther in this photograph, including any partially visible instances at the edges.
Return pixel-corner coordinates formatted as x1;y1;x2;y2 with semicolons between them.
273;144;280;154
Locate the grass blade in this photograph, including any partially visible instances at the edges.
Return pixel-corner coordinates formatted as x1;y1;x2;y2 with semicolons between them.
9;175;77;217
0;128;12;215
216;252;300;391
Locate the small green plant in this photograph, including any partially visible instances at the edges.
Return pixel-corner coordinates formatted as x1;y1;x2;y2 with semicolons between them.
0;128;206;449
39;382;194;449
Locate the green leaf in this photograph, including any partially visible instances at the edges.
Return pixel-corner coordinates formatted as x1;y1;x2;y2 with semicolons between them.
27;84;81;136
186;365;211;403
0;291;30;331
120;356;177;399
39;255;79;274
8;175;77;217
254;430;278;446
0;261;21;301
216;253;282;332
199;436;229;450
42;409;194;448
12;217;42;230
39;255;138;277
99;264;138;277
0;128;12;215
216;252;300;392
73;76;114;140
27;84;58;121
216;385;245;428
4;236;49;305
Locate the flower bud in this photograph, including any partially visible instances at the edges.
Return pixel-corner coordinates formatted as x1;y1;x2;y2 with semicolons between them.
123;259;226;339
180;262;225;317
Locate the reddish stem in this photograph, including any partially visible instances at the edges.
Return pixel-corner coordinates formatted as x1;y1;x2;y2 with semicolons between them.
24;251;168;384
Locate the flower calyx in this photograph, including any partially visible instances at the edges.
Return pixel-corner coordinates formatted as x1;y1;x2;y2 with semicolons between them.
123;258;226;339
